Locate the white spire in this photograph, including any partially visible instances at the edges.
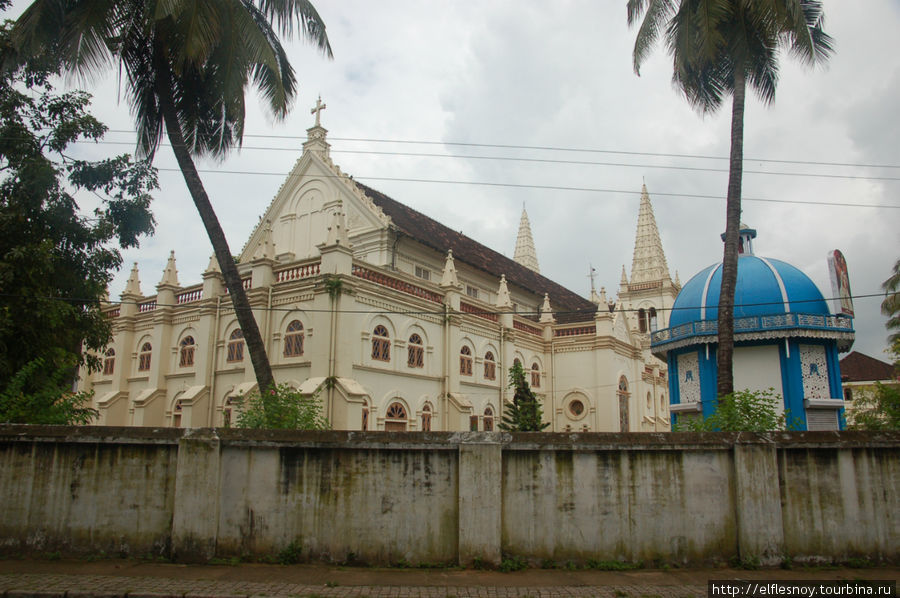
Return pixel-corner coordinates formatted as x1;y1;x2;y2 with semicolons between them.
513;206;540;274
540;293;554;323
158;251;179;287
123;262;142;297
629;184;671;285
325;211;349;247
253;221;277;260
496;274;512;308
441;250;460;288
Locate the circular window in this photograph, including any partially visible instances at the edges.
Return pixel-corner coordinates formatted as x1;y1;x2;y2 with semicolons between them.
569;400;584;417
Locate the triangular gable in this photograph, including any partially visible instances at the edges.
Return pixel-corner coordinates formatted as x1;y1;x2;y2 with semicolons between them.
240;152;390;264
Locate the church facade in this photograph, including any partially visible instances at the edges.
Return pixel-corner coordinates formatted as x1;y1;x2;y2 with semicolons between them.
80;113;680;432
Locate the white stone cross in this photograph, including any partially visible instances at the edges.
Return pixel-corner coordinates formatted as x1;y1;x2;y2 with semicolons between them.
311;96;326;127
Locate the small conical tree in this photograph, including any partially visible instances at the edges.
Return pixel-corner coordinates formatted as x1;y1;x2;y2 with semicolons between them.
499;361;549;432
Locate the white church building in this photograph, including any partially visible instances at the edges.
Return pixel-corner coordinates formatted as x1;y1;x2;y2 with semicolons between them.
80;110;681;433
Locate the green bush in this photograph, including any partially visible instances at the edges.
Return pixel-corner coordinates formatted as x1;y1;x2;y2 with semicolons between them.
674;388;797;432
233;383;329;430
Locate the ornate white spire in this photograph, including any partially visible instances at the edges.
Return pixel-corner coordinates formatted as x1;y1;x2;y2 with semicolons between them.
540;293;554;323
496;274;512;308
158;251;179;287
253;221;277;260
123;262;142;297
629;184;671;285
204;254;221;274
441;250;460;288
513;206;540;274
325;211;349;247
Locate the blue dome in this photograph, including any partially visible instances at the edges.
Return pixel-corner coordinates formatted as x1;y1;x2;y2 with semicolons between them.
669;255;831;328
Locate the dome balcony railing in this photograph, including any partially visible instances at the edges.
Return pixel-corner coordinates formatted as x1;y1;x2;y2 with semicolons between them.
651;313;853;345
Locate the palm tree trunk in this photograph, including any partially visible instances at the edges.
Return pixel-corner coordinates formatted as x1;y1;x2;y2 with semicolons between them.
716;68;746;399
156;71;276;398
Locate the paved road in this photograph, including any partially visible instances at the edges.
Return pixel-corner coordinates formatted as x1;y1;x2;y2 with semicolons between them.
0;559;896;598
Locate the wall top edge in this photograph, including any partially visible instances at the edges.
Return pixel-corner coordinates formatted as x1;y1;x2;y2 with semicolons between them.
0;425;897;450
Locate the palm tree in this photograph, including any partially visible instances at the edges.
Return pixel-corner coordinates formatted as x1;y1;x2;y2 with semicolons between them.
627;0;832;397
6;0;332;395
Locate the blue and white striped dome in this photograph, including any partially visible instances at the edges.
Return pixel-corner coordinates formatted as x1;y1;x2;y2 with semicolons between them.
669;255;831;328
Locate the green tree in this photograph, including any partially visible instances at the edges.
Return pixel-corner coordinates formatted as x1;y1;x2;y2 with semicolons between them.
627;0;833;397
499;362;549;432
846;383;900;431
0;358;97;424
233;383;329;430
674;388;796;432
6;0;332;401
882;258;900;349
0;20;156;419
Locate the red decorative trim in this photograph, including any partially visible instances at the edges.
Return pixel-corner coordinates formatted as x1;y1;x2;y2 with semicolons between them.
554;325;595;337
352;265;443;303
460;301;499;322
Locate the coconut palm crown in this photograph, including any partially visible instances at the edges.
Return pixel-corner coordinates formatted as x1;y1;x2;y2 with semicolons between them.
627;0;833;397
6;0;333;396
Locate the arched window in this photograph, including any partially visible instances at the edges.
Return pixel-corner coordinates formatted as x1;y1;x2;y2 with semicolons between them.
407;334;424;368
421;403;432;431
138;342;152;372
638;308;647;333
226;329;244;363
362;400;369;431
617;376;630;432
530;363;541;388
484;351;496;381
647;392;652;409
372;325;390;362
385;401;407;431
483;406;494;431
179;336;195;367
513;357;522;368
649;307;658;332
460;346;473;376
284;320;304;357
102;348;115;376
660;394;666;409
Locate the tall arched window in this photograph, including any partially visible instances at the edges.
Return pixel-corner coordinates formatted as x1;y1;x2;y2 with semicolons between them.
372;325;390;361
226;329;244;363
408;334;424;368
483;406;494;431
138;342;152;372
483;351;496;381
513;357;522;369
421;403;432;431
530;363;541;388
649;307;658;332
638;308;648;333
460;346;473;376
284;320;304;357
617;376;630;432
362;400;369;431
384;401;407;431
646;392;652;409
179;336;195;367
102;348;115;376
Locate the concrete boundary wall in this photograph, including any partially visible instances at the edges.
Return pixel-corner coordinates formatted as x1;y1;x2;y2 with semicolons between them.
0;426;897;566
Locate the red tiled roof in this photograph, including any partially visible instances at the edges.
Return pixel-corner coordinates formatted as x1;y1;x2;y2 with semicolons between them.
356;183;597;324
839;351;897;383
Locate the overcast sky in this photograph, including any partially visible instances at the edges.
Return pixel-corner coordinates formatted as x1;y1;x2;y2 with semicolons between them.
8;1;899;361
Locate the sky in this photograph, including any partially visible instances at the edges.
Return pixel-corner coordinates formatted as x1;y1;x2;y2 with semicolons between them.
7;1;899;361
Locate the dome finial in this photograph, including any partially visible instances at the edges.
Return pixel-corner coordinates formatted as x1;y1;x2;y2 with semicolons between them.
721;222;757;255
